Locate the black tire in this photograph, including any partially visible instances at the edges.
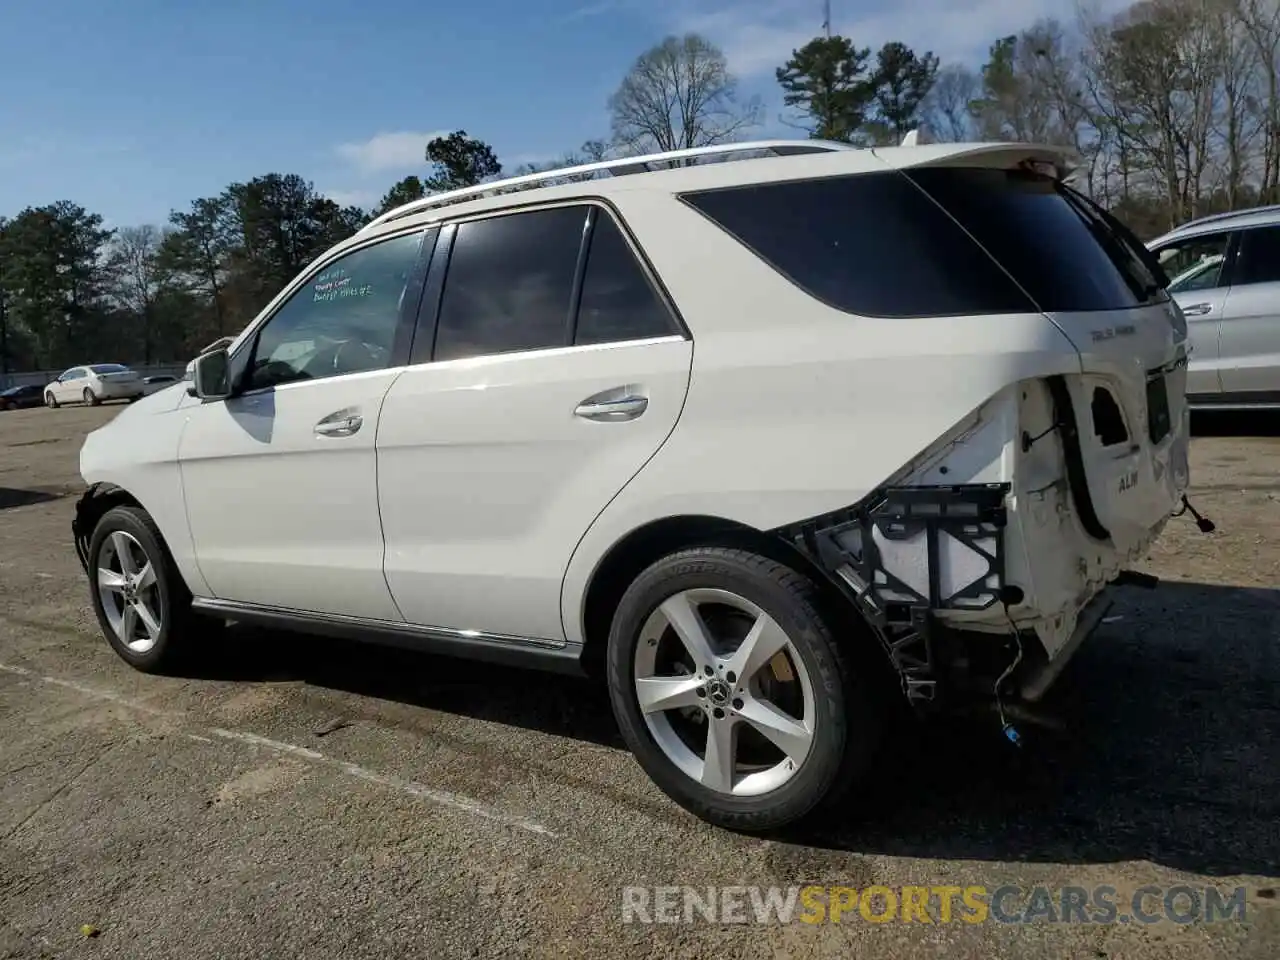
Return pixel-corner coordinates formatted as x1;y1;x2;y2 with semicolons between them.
605;546;884;833
83;387;100;406
87;505;199;673
44;391;58;409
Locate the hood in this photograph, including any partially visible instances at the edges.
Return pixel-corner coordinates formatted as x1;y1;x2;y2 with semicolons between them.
108;381;192;423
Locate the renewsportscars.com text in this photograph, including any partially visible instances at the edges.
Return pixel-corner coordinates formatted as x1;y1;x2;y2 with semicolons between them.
620;884;1250;925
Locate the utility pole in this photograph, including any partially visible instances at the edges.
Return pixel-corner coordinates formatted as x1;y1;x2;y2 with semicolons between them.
822;0;832;37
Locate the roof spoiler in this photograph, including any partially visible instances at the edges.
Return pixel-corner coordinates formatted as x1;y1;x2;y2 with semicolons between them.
881;139;1080;182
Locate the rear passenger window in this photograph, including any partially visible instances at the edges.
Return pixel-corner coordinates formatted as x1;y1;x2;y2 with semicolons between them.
682;173;1034;318
1233;226;1280;286
574;213;673;345
433;206;588;362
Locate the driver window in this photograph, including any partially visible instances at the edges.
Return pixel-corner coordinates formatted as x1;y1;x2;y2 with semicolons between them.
244;230;425;392
1157;233;1231;294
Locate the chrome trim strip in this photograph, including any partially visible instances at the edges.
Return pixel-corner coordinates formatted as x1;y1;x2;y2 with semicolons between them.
190;597;566;650
400;334;686;375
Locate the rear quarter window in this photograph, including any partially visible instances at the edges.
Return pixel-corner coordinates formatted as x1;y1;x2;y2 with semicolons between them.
682;168;1163;318
907;167;1165;313
681;172;1033;318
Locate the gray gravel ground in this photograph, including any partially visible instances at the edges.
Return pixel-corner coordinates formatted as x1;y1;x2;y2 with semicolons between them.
1;401;1277;959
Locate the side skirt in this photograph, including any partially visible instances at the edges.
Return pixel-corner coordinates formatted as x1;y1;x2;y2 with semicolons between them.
189;597;586;676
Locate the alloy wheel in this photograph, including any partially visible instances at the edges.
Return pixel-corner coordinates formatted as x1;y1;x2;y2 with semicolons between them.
633;588;816;797
96;530;163;653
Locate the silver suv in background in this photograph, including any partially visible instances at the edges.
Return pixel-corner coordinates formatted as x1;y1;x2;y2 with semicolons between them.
1149;206;1280;409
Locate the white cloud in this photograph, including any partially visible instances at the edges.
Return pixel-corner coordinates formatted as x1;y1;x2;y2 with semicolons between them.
563;0;624;21
664;0;1135;78
334;130;449;174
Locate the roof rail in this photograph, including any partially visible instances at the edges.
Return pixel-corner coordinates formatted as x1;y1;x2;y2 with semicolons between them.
358;139;857;233
1178;203;1280;230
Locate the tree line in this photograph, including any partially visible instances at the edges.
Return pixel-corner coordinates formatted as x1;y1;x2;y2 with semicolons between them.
1;0;1276;373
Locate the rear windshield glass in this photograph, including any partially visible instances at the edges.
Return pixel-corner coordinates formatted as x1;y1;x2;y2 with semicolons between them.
682;168;1166;318
90;364;128;374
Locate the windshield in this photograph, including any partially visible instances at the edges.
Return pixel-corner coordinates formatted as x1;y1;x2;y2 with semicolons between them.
90;364;129;374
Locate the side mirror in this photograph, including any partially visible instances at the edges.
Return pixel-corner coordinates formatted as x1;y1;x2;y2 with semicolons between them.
192;348;232;400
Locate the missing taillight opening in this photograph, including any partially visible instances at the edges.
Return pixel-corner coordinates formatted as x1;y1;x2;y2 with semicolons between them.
1091;387;1129;446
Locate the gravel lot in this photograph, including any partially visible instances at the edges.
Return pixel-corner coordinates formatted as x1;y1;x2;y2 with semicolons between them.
1;401;1277;959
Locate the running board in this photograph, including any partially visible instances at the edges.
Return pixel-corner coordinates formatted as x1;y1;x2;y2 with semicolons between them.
189;598;585;675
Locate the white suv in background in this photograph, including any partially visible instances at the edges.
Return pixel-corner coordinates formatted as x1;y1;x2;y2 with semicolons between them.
45;364;144;407
1149;205;1280;409
73;138;1196;831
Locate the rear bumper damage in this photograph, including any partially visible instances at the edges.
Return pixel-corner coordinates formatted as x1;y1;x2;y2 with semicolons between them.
774;368;1195;717
774;482;1130;713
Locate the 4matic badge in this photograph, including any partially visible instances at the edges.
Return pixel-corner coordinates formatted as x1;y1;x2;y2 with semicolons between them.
1091;324;1137;343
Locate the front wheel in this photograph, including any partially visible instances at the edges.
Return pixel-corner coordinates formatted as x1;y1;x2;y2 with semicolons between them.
87;505;197;673
45;391;58;408
606;547;884;832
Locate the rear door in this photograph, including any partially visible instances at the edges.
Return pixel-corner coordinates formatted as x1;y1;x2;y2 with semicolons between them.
376;202;692;642
1217;223;1280;398
1151;229;1234;398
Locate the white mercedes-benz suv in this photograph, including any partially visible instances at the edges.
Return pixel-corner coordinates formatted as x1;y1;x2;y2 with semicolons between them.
73;137;1197;831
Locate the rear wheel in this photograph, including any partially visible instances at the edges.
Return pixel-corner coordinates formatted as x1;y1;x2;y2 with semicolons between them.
83;387;100;406
44;391;58;408
606;547;884;832
87;505;198;673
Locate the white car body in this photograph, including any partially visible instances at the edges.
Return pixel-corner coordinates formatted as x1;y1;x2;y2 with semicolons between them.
73;138;1195;825
46;364;144;405
1149;205;1280;409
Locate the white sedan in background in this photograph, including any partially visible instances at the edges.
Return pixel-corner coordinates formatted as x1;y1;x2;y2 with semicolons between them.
44;364;145;408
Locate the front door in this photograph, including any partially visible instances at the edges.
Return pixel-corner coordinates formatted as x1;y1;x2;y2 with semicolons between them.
54;369;85;403
178;228;429;619
377;204;692;641
1156;229;1233;398
1217;224;1280;397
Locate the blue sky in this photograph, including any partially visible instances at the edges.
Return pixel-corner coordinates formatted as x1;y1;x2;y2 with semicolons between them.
0;0;1122;226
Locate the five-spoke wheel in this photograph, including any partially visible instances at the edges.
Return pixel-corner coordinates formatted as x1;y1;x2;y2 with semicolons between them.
634;588;815;797
97;530;163;654
86;505;197;672
607;547;882;832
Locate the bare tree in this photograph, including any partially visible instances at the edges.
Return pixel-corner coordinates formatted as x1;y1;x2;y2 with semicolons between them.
1210;0;1262;206
1233;0;1280;199
1083;0;1227;226
106;225;163;365
608;34;762;155
921;64;979;141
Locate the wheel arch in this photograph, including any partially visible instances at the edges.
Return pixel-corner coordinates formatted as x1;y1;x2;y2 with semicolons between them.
576;514;888;681
72;483;149;572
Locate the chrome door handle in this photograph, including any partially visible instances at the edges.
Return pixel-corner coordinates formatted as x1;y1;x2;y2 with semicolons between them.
315;411;363;437
1182;302;1213;316
574;396;648;422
